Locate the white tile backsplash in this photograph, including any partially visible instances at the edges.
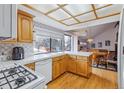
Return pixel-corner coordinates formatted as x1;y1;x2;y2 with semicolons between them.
0;43;33;60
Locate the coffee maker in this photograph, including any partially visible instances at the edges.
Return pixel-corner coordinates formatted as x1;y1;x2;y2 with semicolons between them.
12;47;24;60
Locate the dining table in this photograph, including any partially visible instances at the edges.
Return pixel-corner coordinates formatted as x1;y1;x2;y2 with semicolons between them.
93;52;109;68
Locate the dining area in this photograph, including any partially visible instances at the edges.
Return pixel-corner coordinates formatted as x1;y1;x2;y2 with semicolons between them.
90;49;117;71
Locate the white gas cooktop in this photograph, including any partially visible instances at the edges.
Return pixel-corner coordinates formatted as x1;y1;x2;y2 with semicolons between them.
0;63;45;89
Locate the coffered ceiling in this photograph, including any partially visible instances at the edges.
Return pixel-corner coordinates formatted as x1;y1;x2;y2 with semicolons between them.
23;4;122;27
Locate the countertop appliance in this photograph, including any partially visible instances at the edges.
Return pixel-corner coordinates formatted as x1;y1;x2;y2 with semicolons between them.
35;58;52;85
0;63;46;89
12;47;24;60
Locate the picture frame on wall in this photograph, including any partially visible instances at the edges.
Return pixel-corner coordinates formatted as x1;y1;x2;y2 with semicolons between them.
105;40;111;46
91;43;95;48
98;42;102;48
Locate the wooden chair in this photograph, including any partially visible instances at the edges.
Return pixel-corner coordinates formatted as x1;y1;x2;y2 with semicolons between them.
90;49;109;68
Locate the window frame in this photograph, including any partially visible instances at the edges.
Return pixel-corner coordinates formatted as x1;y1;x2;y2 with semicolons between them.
50;37;63;53
64;34;72;51
34;34;63;54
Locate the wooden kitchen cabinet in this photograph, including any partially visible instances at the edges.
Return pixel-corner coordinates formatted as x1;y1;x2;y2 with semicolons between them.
52;61;60;80
52;55;67;80
76;56;92;78
52;54;92;80
60;58;66;74
0;10;34;43
67;55;77;73
18;10;33;43
76;60;88;77
25;62;35;71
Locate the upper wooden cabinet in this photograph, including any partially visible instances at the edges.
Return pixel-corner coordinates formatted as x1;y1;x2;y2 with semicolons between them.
0;10;34;43
18;10;33;43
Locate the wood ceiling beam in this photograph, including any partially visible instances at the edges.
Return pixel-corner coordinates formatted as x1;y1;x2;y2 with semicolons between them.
22;4;68;26
91;4;98;19
60;4;112;22
66;12;120;26
45;4;68;15
57;4;81;23
22;4;119;27
60;10;93;21
96;4;112;10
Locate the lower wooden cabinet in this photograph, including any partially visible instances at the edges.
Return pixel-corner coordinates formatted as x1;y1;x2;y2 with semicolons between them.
25;62;35;71
67;55;77;73
67;59;77;73
76;60;88;77
60;59;66;74
52;60;61;80
52;54;92;80
52;55;67;80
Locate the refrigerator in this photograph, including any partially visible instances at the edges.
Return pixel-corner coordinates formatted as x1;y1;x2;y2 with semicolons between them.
118;5;124;88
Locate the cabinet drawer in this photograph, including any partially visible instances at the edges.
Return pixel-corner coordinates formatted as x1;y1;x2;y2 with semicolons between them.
77;56;88;61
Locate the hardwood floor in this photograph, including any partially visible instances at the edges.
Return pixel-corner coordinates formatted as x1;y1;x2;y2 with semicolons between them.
47;67;117;89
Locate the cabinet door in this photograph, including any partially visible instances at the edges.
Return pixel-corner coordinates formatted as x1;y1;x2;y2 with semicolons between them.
60;59;66;74
67;58;76;73
0;4;11;37
18;11;33;43
52;61;60;80
76;60;88;77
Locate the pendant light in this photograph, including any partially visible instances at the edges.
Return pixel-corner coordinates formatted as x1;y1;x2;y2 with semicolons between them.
87;29;93;43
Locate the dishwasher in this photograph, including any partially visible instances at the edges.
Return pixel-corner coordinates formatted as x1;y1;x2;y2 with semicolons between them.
35;58;52;85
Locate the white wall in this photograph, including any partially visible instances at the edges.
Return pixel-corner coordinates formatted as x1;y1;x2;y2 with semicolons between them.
34;22;64;39
92;27;117;51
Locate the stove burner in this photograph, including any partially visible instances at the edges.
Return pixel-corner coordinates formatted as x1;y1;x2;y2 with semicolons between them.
8;68;17;75
15;76;26;85
0;65;38;89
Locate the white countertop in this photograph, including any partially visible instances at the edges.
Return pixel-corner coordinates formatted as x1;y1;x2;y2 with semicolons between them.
0;52;93;67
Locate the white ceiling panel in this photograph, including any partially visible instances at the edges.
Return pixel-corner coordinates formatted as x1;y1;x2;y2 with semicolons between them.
62;18;78;25
64;4;93;16
48;9;71;20
94;4;109;9
29;4;59;13
96;4;122;17
76;12;96;22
